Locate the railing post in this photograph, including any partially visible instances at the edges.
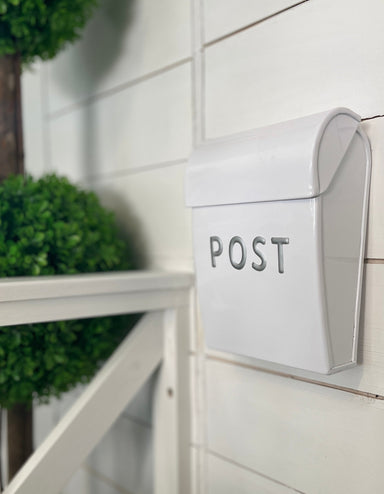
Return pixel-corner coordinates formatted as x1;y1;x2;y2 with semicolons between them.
154;297;191;494
3;312;165;494
0;271;193;494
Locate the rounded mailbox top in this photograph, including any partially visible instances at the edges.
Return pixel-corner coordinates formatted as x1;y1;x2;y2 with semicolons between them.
186;108;367;207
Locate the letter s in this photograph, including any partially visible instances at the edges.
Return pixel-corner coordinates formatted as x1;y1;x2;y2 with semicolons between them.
252;236;266;271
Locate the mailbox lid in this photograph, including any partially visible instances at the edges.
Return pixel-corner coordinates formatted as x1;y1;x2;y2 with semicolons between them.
186;108;360;207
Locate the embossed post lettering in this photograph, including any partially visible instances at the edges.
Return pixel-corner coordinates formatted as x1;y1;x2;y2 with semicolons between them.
229;236;246;270
209;235;290;272
271;237;289;274
210;236;223;267
252;236;266;271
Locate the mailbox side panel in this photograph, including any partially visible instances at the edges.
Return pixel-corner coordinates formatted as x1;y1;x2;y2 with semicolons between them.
321;130;371;370
193;198;332;373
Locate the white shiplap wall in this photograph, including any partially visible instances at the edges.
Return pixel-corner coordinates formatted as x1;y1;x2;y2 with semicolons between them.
22;0;384;493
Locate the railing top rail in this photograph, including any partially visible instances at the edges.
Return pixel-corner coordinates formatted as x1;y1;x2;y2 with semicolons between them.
0;270;194;302
0;270;194;327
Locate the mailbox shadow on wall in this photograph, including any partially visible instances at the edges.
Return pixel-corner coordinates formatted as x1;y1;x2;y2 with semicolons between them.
186;108;371;374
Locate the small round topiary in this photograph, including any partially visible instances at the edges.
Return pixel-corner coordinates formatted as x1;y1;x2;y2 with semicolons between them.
0;0;98;63
0;174;138;408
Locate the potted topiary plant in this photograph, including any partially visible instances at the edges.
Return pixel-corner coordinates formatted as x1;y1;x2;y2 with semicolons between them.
0;0;102;481
0;174;139;482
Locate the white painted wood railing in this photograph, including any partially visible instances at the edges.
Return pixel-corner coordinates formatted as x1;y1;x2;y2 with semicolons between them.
0;270;193;494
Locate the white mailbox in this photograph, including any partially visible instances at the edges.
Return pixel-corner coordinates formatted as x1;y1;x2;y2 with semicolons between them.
186;108;371;374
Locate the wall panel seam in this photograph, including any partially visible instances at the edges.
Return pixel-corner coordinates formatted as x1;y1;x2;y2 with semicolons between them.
82;464;134;494
121;412;152;431
47;58;192;121
203;0;309;48
206;355;384;401
207;450;306;494
87;158;187;183
362;115;384;122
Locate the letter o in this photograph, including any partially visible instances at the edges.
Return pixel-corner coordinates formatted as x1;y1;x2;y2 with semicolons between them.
229;236;246;270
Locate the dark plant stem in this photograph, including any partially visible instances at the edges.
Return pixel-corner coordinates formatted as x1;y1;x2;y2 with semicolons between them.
0;52;28;481
7;404;33;481
0;53;24;180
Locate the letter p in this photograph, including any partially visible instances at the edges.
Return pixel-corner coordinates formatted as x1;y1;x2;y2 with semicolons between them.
210;236;223;268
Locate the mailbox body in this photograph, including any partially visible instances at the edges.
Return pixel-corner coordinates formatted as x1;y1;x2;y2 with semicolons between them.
186;109;371;374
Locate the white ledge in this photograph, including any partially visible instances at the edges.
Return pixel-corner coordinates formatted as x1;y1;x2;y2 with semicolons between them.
0;270;194;327
0;270;194;302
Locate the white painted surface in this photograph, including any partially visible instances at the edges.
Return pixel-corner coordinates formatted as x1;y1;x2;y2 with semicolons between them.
7;299;192;494
205;263;384;397
205;0;384;138
188;110;370;373
0;271;192;302
190;446;198;494
86;415;153;494
187;109;361;206
35;379;157;493
5;312;164;494
206;358;384;494
204;0;305;43
50;63;192;181
33;402;57;450
0;271;192;326
206;453;300;494
92;164;194;272
21;63;46;177
63;467;124;494
123;373;156;426
364;118;384;258
47;0;192;113
154;307;191;494
189;356;198;445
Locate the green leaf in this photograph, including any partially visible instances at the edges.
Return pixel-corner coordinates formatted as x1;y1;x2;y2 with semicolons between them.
0;174;140;408
0;0;98;64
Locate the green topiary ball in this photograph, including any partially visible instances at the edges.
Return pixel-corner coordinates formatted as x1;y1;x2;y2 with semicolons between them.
0;174;138;407
0;0;98;63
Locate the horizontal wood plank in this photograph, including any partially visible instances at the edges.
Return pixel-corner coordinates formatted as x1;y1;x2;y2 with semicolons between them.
92;164;194;273
206;358;384;494
63;467;125;494
207;453;303;494
364;118;384;258
205;0;384;138
47;0;191;114
204;0;306;44
49;63;192;181
85;415;153;494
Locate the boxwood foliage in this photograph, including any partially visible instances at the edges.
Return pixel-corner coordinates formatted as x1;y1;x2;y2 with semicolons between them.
0;0;98;63
0;174;138;408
